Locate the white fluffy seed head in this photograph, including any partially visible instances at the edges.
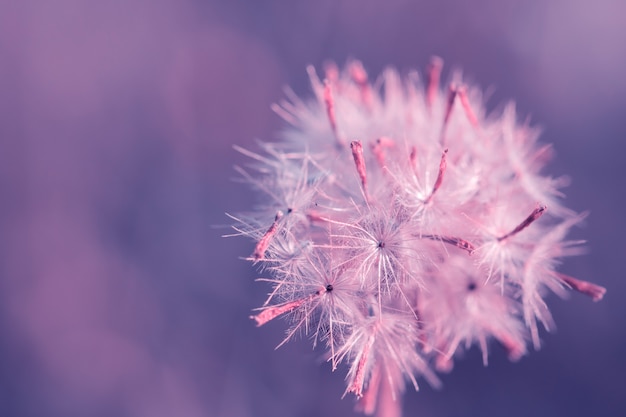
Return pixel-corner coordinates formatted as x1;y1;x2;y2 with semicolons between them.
231;58;605;415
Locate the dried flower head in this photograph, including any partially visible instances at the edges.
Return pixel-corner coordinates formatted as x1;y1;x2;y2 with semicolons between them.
228;58;606;416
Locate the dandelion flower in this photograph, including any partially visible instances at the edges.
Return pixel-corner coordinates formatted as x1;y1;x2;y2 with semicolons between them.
229;58;606;416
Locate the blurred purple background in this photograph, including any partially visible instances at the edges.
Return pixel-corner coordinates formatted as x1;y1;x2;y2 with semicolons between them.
0;1;624;416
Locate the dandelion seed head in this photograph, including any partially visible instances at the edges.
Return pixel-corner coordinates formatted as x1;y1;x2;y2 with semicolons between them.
229;58;606;415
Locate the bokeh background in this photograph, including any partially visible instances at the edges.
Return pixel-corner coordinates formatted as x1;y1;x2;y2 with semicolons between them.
0;1;624;416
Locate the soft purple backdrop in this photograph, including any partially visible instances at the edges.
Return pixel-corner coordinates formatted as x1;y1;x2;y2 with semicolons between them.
0;1;624;416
